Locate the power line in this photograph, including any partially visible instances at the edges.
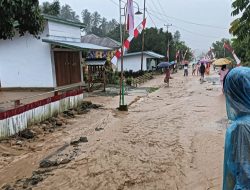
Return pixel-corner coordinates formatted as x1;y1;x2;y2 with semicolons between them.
147;11;222;39
109;0;224;39
118;0;228;30
146;10;157;28
147;9;228;30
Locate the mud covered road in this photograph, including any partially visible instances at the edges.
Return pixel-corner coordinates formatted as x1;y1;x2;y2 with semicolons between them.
0;71;227;190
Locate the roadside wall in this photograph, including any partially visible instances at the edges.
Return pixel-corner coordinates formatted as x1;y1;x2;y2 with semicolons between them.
0;89;83;139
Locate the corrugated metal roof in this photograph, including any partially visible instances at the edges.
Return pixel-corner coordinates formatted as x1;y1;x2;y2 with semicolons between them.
124;51;164;59
43;14;85;29
85;60;106;66
42;38;111;50
81;34;120;49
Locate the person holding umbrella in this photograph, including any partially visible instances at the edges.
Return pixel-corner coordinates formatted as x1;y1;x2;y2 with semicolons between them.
219;65;229;91
157;62;171;87
164;66;170;87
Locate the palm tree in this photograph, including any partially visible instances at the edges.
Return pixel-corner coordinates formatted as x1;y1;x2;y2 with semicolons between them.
41;1;60;16
91;11;101;28
81;9;92;33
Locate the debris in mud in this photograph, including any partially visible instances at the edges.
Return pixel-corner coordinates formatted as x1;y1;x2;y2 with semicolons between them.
19;129;36;139
2;168;54;190
63;110;75;118
77;101;103;114
95;127;104;131
70;136;88;145
1;184;13;190
15;140;23;146
40;159;58;168
206;87;213;91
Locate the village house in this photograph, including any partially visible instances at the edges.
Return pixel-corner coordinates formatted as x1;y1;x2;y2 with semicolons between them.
0;14;111;89
117;51;164;72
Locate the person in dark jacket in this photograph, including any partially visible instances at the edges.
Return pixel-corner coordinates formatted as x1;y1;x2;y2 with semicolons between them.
200;62;206;82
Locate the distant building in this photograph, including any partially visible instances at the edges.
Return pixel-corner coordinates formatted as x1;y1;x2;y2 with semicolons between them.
81;34;120;60
117;51;164;72
0;15;110;89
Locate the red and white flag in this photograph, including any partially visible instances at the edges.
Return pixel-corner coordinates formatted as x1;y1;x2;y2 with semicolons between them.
223;42;234;53
111;19;147;64
126;0;135;36
224;42;241;65
175;50;180;60
210;47;215;59
232;51;241;65
183;49;188;60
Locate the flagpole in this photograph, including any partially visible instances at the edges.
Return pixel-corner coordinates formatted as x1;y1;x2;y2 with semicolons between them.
140;0;146;71
119;0;123;108
119;0;127;111
164;24;172;62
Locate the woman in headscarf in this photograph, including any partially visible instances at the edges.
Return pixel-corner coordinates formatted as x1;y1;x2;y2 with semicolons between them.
223;67;250;190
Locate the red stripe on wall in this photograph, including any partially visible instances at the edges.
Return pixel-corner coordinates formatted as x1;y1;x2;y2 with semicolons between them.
0;89;83;120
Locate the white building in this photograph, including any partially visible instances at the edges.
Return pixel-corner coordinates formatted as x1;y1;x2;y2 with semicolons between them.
0;14;110;89
117;51;164;72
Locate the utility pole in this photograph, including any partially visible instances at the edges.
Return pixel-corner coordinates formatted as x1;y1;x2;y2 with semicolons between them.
140;0;146;71
164;24;172;62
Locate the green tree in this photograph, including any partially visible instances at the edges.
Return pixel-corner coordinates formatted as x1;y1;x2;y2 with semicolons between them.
128;28;192;61
60;4;79;21
211;38;232;59
91;11;101;28
107;24;121;42
100;17;108;35
81;9;92;33
230;0;250;65
230;0;250;41
0;0;44;40
173;30;181;43
41;0;60;16
107;19;119;33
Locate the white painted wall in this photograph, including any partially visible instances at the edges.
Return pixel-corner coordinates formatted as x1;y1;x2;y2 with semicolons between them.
0;20;82;88
48;21;81;42
117;55;149;72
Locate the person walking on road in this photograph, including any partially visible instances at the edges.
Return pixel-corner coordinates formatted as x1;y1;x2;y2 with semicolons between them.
184;64;188;77
200;62;205;82
196;63;200;76
164;67;170;87
223;67;250;190
192;63;196;76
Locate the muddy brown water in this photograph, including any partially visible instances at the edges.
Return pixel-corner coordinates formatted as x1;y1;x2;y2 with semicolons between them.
0;71;227;190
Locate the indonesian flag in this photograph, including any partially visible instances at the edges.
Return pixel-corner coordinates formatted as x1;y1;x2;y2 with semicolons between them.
223;42;233;53
134;18;146;38
126;0;135;36
232;51;241;65
167;46;170;60
210;47;215;59
175;50;180;60
111;19;147;64
183;49;188;60
224;42;241;65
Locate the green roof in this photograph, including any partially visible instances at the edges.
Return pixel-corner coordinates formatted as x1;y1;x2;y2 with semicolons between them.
43;14;85;29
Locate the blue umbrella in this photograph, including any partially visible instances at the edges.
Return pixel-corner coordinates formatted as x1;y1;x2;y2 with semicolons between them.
157;62;171;68
170;61;176;65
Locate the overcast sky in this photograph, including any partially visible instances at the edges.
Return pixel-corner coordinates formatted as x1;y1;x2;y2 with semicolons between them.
40;0;233;55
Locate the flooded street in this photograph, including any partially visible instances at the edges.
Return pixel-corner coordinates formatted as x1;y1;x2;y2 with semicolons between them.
0;71;227;190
